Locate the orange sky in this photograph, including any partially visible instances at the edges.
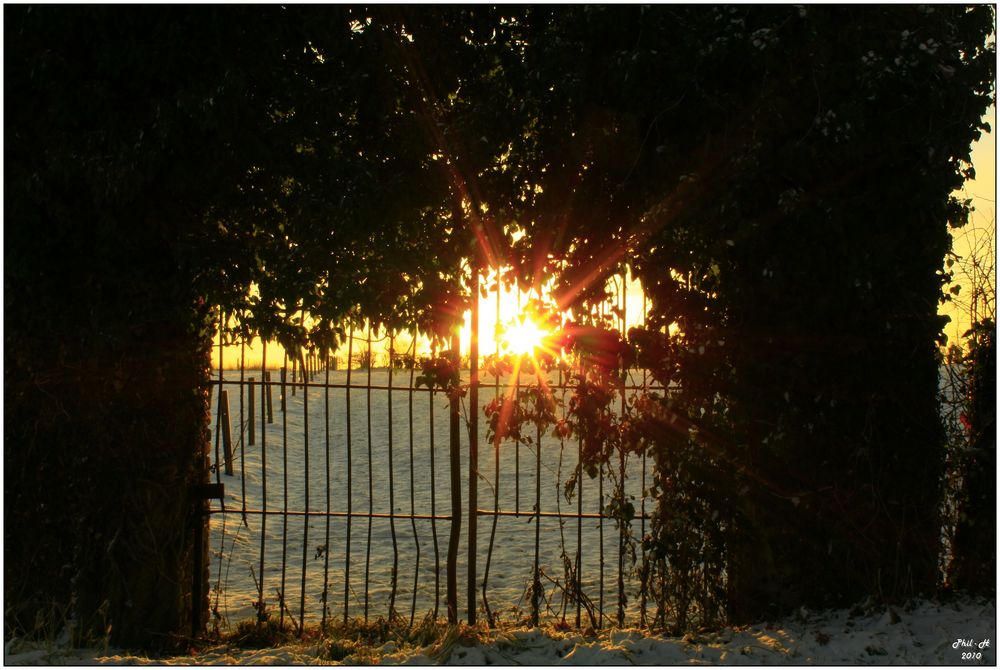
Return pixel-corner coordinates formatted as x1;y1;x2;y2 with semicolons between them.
941;105;996;349
212;269;646;370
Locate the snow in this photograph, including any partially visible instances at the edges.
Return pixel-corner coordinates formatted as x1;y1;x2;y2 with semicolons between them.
203;368;652;629
6;595;994;665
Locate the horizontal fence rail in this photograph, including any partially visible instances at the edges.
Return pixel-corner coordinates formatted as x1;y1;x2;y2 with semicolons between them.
204;271;665;633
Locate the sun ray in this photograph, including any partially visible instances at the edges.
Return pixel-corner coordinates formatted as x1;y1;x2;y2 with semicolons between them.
504;317;548;355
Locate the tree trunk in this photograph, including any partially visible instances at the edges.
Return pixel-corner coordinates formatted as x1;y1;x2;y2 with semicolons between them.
722;332;946;623
952;325;996;595
6;304;213;648
5;199;214;648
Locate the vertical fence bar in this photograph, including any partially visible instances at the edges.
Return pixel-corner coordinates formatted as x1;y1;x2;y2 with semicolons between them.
598;432;605;622
407;336;421;627
364;325;374;622
598;300;605;629
321;353;332;631
387;334;399;619
617;273;626;627
214;314;224;487
531;419;542;627
515;290;521;515
468;269;479;625
447;332;461;624
241;344;248;525
299;351;309;635
482;278;502;626
258;341;268;621
279;353;290;627
214;349;238;615
429;343;440;620
556;361;570;623
576;431;583;629
343;330;354;624
639;288;649;627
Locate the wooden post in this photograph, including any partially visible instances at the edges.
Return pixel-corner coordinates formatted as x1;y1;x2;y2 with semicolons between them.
265;370;274;424
280;366;287;412
248;377;256;446
221;390;234;476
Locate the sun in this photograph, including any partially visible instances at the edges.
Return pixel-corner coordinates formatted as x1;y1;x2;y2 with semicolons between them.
504;316;548;355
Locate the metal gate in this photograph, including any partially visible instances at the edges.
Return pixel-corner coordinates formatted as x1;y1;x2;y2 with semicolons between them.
203;269;663;634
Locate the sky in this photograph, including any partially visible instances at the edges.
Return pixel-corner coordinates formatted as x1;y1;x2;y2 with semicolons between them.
941;105;996;348
212;270;647;370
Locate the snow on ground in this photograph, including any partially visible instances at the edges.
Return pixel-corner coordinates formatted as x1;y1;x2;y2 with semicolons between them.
5;595;994;665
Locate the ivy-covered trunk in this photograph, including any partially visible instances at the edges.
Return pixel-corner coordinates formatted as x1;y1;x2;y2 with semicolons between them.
951;322;996;595
6;300;213;649
67;321;213;647
5;201;214;647
718;197;949;622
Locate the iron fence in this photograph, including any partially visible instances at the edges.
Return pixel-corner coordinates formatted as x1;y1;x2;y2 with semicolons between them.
204;271;667;633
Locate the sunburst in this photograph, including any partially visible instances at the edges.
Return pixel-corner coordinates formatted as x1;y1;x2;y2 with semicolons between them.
503;316;549;356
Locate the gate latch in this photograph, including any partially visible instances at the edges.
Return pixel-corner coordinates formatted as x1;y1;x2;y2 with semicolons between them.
192;483;225;501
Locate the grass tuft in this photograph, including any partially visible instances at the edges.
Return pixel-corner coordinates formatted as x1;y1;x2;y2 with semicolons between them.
226;615;296;648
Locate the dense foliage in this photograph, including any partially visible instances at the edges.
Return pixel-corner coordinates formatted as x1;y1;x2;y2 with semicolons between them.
949;319;996;594
479;5;995;624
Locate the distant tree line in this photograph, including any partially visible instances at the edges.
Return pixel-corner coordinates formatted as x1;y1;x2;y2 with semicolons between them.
5;5;993;647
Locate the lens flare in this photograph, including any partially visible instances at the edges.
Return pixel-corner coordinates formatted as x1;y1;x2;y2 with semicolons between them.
504;317;548;355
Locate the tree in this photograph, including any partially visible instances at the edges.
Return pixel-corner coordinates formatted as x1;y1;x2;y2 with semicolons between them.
5;7;268;644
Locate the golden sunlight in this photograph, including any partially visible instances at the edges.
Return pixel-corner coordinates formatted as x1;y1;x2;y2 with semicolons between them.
213;267;650;369
503;316;549;355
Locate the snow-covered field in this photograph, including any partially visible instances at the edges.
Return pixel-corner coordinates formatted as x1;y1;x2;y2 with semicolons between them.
5;596;995;665
205;368;652;629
